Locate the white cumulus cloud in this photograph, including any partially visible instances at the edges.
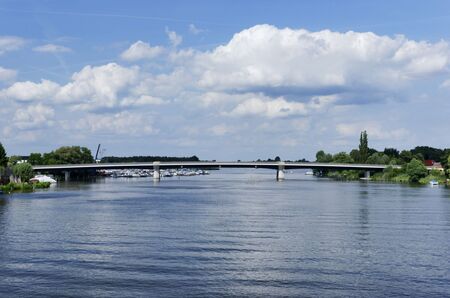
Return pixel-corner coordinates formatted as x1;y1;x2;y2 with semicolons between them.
57;63;140;110
77;112;157;136
13;104;55;129
195;25;450;101
0;79;60;102
228;95;307;118
120;41;164;61
120;95;165;107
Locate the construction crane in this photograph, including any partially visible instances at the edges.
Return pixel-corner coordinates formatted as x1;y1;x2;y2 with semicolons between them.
95;144;101;163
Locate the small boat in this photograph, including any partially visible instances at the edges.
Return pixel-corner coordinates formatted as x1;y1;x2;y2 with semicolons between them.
429;180;439;186
305;171;314;175
30;175;57;184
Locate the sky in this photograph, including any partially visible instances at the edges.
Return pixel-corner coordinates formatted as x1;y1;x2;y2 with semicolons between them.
1;0;450;161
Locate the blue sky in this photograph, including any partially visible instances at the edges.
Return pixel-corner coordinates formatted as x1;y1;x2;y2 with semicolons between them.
1;0;450;160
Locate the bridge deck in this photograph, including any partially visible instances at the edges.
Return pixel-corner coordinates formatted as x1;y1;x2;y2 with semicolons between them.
32;161;404;172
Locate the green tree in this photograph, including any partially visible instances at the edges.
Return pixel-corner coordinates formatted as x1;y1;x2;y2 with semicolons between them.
316;150;333;162
42;146;94;164
28;153;43;165
411;146;443;161
399;150;413;164
12;162;34;182
0;142;7;167
332;152;354;163
359;131;369;163
350;149;360;163
383;148;399;158
406;158;428;183
366;152;390;164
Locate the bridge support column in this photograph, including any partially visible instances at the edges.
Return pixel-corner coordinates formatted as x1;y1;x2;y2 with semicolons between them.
153;162;160;181
364;171;371;179
276;162;285;181
64;171;71;182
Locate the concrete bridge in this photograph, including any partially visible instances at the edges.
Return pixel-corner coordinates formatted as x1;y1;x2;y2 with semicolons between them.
32;161;402;181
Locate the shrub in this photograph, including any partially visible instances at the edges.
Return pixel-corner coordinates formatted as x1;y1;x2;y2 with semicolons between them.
34;182;51;189
406;158;428;183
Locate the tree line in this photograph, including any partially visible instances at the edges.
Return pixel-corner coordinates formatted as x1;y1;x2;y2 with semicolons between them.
315;131;450;183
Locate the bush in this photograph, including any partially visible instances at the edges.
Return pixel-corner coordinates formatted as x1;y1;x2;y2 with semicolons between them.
406;158;428;183
392;174;410;183
33;182;51;189
0;182;33;193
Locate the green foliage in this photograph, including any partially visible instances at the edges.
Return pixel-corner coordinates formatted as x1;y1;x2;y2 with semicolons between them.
315;150;333;162
419;176;446;185
0;142;7;167
399;150;413;164
8;155;22;167
42;146;94;165
383;148;399;158
411;146;443;161
406;158;428;183
366;152;390;164
0;182;33;193
33;181;51;189
327;170;360;180
392;174;410;183
358;131;369;163
349;149;360;163
414;153;424;161
382;166;396;180
12;162;34;182
28;153;43;165
332;152;354;163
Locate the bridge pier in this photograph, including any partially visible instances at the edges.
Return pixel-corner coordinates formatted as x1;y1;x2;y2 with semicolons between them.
364;171;371;179
276;162;285;181
153;162;160;181
64;171;71;182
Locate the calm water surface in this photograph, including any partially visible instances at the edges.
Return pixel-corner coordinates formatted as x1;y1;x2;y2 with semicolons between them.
0;169;449;297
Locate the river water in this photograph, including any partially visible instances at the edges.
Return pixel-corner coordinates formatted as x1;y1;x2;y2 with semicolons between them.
0;169;449;297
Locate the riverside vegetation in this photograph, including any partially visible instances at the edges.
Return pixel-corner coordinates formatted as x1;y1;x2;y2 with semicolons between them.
316;131;450;184
0;143;96;193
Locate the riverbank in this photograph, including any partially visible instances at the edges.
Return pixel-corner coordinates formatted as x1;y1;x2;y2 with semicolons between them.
322;168;448;186
0;182;51;194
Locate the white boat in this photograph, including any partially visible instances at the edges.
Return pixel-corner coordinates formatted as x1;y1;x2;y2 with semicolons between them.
305;171;314;175
30;175;57;184
429;180;439;186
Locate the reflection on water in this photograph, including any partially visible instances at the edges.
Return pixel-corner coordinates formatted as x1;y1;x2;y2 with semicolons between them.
0;169;449;297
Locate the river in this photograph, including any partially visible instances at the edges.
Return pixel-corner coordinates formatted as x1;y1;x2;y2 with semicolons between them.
0;169;449;297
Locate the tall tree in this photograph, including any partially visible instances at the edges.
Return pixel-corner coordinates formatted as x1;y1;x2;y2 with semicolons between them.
12;162;34;182
358;131;369;163
28;153;43;165
0;142;7;167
